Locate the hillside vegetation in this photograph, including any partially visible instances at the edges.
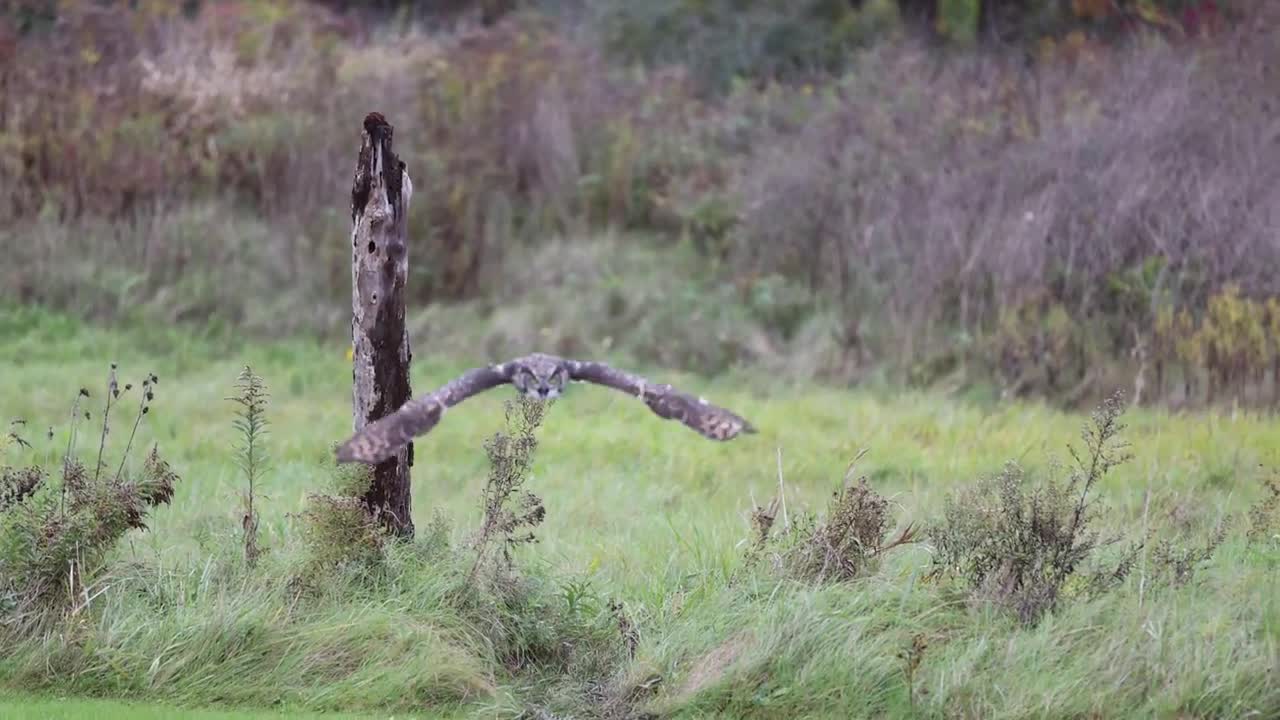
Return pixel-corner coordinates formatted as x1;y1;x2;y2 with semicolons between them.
2;0;1277;409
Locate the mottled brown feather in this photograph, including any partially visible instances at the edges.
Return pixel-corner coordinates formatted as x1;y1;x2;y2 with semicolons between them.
336;365;511;464
568;362;756;441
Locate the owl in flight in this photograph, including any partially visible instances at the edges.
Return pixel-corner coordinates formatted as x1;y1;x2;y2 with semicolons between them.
336;353;756;465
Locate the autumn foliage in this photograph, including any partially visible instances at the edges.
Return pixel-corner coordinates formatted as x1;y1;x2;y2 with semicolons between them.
1;0;1276;409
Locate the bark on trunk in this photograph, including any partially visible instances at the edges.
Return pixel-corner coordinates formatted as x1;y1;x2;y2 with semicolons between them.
350;112;415;538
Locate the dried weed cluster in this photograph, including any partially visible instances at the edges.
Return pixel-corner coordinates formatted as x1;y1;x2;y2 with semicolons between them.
1;366;177;629
745;451;917;585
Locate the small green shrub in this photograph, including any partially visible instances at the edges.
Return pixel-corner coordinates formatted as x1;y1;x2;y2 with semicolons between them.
290;461;387;595
445;395;629;700
1147;517;1231;587
227;365;271;568
463;396;548;596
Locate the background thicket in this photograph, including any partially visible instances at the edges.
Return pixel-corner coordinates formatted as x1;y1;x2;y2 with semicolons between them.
2;0;1274;409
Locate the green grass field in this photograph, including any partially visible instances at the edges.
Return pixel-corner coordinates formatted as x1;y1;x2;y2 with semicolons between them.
1;306;1277;719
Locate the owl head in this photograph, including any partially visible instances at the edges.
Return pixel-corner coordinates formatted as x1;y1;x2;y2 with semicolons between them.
512;354;569;400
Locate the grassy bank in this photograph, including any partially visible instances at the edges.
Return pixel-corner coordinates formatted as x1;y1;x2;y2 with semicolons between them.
1;307;1276;718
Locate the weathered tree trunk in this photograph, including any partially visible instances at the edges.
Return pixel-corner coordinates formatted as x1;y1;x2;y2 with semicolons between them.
350;112;415;537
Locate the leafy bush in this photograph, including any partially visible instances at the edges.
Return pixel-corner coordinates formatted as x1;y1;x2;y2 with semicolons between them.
927;392;1136;624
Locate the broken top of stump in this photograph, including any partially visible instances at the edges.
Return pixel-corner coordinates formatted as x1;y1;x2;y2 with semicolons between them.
351;111;411;226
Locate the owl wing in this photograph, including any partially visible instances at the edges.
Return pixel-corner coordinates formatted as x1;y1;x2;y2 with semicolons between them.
567;361;757;441
336;364;513;464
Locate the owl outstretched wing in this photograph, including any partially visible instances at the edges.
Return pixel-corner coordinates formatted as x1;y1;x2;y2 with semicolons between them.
336;364;512;464
567;361;756;441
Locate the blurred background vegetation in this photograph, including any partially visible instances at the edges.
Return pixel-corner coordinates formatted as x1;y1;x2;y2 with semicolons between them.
1;0;1275;410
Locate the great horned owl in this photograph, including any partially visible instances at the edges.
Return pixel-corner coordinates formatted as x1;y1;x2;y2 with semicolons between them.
336;353;756;464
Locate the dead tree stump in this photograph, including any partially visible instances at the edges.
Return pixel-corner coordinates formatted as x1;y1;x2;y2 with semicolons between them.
349;112;415;538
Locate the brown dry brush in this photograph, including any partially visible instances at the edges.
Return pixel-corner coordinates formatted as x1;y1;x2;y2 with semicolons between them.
1;367;177;629
2;419;40;512
0;1;353;222
4;418;31;453
787;477;918;584
0;2;376;331
730;32;1280;403
0;466;44;514
744;456;916;585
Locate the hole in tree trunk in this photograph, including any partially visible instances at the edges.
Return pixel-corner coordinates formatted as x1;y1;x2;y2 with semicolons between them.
367;241;376;253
